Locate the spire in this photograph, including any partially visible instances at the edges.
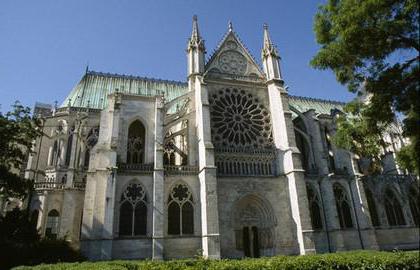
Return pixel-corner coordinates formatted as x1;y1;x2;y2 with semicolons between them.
187;15;205;76
261;23;282;81
191;15;200;41
187;15;205;52
262;23;279;59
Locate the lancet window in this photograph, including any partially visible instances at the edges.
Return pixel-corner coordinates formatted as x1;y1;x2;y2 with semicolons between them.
333;183;354;229
364;187;380;227
127;120;145;164
45;209;60;239
119;183;148;236
384;188;406;226
306;183;323;229
168;183;194;235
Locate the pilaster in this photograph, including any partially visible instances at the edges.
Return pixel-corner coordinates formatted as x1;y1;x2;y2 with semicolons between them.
152;96;165;260
194;76;221;259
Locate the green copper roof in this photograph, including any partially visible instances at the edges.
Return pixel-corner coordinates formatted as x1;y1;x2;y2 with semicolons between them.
289;95;345;117
61;71;188;109
61;70;345;117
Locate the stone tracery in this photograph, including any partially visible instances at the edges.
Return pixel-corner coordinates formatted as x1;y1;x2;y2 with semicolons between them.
209;88;273;149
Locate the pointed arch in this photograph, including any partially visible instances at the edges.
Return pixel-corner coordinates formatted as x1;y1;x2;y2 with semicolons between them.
167;182;194;235
364;187;380;227
127;120;146;164
333;183;353;229
306;183;323;229
45;209;60;239
384;188;406;226
119;182;148;236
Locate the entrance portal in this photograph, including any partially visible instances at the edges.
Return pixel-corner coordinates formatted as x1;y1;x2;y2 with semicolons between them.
242;226;260;258
233;194;277;257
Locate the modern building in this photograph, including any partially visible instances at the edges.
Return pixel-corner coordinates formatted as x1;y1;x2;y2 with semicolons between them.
24;17;419;260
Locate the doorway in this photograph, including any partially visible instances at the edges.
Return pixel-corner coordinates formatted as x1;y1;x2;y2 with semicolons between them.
242;226;260;258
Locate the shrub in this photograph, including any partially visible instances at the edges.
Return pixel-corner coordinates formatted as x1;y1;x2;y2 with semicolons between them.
11;250;420;270
1;239;84;270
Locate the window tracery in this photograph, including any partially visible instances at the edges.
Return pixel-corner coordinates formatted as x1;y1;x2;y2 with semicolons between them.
45;209;60;239
168;183;194;235
364;187;380;227
209;88;273;149
306;183;323;229
127;120;145;164
333;183;354;229
119;183;147;236
384;188;406;226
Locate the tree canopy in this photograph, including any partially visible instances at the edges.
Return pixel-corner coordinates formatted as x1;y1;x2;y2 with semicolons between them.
0;102;41;198
311;0;419;174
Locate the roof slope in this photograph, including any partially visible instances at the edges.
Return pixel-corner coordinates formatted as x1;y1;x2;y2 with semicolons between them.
61;70;345;116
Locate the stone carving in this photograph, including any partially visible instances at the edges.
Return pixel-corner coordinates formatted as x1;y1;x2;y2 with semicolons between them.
218;50;247;75
209;88;273;149
121;183;146;205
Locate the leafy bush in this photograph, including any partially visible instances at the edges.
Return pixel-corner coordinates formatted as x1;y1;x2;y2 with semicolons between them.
1;239;84;270
12;250;419;270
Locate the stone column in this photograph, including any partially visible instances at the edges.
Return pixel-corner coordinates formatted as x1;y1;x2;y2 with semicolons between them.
152;96;165;260
194;76;221;259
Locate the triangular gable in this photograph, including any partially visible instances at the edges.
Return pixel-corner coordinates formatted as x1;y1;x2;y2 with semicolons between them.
204;30;264;81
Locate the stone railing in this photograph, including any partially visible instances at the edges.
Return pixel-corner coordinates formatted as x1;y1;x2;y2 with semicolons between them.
34;182;65;190
215;148;277;177
72;181;86;190
118;163;154;173
164;165;198;175
34;181;86;191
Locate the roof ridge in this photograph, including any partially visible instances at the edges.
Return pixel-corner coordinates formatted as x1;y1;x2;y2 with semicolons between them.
289;94;347;105
86;70;188;86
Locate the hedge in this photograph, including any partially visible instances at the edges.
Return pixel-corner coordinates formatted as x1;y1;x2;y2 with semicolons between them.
12;250;420;270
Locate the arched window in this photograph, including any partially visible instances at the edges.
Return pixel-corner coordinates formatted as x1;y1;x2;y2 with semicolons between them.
324;127;335;173
408;187;419;226
364;188;380;227
84;127;99;168
51;140;60;166
168;183;194;235
306;183;323;229
45;209;60;239
65;133;73;166
384;188;406;226
127;120;145;164
119;183;147;236
333;183;353;229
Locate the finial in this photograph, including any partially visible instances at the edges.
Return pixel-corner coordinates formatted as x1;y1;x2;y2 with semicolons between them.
67;98;72;107
228;20;233;32
263;23;268;30
193;14;197;22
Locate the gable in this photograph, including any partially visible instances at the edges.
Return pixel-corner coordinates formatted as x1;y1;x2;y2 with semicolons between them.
204;31;264;81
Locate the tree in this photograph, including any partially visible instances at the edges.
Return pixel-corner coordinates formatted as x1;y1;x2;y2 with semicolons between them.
311;0;419;174
0;102;41;198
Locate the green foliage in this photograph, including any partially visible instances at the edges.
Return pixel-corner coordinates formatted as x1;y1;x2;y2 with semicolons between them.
311;0;419;174
11;251;420;270
396;144;418;174
0;101;42;198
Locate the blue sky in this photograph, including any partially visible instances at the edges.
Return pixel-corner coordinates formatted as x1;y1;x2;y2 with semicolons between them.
0;0;354;112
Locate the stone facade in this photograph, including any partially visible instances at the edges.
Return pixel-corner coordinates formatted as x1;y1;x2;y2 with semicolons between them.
24;17;419;260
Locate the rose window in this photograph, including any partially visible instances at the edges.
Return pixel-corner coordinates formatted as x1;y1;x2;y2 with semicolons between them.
209;88;273;148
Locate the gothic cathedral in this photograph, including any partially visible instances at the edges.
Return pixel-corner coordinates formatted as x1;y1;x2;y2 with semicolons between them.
22;17;419;260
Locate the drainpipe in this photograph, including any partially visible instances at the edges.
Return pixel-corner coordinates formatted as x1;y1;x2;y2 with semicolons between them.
347;177;364;249
317;178;332;253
